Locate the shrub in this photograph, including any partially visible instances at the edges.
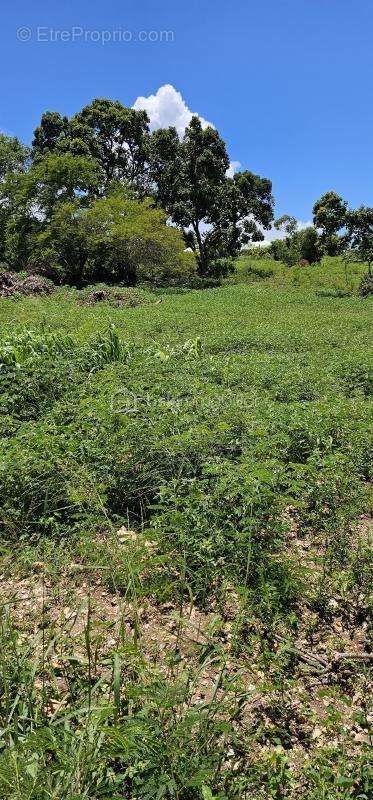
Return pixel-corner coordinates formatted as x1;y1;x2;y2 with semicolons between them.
359;271;373;297
31;196;197;287
148;459;302;611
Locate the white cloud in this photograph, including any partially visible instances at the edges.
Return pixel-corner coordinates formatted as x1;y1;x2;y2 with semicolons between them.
133;84;240;180
226;160;241;178
296;220;313;231
262;220;313;242
133;84;213;138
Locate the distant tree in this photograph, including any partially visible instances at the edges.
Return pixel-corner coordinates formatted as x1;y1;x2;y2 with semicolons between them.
149;116;274;276
312;191;348;255
297;226;320;264
270;217;320;265
346;206;373;277
274;215;298;237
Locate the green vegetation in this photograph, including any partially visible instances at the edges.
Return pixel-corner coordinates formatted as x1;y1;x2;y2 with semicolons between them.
0;92;372;798
268;217;320;266
267;196;373;294
0;101;275;282
232;253;368;294
0;102;372;291
0;256;372;798
30;193;197;287
147;119;273;276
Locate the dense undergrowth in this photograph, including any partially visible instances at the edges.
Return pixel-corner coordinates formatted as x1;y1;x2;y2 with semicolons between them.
0;263;372;798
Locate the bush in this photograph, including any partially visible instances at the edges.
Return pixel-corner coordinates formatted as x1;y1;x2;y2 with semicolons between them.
30;196;197;287
359;271;373;297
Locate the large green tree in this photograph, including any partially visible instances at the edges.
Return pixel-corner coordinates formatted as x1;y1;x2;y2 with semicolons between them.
6;100;275;282
2;152;103;268
0;135;30;260
32;99;150;192
149;116;274;276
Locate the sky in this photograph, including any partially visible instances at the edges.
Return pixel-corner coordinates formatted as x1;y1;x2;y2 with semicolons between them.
1;0;373;228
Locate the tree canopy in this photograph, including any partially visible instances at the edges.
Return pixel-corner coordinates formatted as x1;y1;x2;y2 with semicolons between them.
149;116;274;276
345;206;373;276
32;99;150;192
27;192;196;287
0;101;274;281
2;98;372;288
312;191;349;256
0;134;30;180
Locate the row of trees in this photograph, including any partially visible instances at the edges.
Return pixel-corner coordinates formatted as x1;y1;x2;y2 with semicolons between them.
0;99;274;285
1;100;371;286
270;192;373;275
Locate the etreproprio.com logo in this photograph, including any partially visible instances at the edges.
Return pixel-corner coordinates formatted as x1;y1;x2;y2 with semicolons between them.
16;26;175;44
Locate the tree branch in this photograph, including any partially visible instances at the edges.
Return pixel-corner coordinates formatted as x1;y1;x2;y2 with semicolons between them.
273;635;372;673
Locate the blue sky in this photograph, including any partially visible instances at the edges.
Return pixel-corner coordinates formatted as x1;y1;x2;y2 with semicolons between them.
1;0;372;223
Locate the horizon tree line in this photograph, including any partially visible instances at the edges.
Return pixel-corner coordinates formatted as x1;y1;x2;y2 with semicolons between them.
0;98;371;286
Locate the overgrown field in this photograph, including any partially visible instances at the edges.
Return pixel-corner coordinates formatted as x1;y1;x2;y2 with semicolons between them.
0;271;372;798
